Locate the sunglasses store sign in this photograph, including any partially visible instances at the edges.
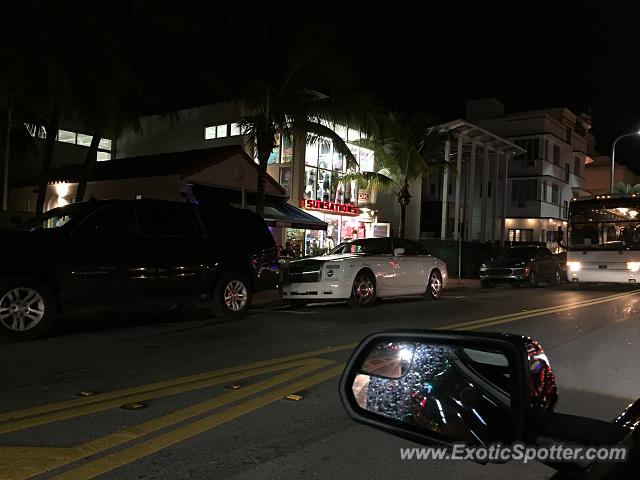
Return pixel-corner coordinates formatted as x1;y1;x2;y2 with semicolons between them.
300;199;360;216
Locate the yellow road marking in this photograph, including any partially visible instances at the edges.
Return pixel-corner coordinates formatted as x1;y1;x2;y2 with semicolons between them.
438;290;638;331
50;364;346;480
0;359;317;435
456;290;640;331
0;358;335;480
0;343;356;424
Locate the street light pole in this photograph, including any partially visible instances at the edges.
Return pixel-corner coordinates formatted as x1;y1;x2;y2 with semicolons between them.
611;131;640;193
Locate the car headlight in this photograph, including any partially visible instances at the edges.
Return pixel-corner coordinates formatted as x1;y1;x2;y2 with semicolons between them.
627;262;640;272
567;261;582;272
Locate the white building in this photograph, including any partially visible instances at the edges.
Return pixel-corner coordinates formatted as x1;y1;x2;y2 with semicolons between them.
466;98;594;244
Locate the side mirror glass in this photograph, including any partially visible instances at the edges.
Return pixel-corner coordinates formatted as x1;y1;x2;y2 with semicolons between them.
393;247;405;256
340;331;557;449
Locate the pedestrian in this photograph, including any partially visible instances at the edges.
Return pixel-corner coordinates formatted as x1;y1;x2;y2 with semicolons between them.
281;241;296;258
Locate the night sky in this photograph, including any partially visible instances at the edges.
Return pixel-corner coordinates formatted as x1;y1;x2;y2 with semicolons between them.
328;2;640;170
6;1;640;171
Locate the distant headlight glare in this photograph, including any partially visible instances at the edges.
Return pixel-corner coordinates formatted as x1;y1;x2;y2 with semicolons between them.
627;262;640;272
567;261;582;272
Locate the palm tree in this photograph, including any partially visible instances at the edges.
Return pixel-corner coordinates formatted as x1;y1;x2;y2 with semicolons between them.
229;1;378;215
342;112;451;239
614;182;640;195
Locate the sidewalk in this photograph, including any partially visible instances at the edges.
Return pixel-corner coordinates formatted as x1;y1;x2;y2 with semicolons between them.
446;278;481;291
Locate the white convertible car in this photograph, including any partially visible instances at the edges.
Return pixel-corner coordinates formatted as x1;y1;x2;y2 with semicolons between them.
280;237;448;307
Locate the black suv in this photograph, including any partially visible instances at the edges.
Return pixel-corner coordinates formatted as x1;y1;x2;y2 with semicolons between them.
479;246;562;288
0;199;278;340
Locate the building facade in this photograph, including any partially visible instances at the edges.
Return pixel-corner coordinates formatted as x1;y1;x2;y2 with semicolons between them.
584;155;640;194
419;120;525;243
467;98;594;244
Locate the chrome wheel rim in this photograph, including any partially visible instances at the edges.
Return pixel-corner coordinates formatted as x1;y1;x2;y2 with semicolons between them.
352;275;374;304
430;272;442;297
223;280;248;312
0;287;45;332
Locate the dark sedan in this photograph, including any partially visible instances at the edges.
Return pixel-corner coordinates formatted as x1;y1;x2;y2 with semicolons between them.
479;246;562;288
0;199;279;340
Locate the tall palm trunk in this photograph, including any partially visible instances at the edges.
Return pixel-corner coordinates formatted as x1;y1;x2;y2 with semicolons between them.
75;133;101;202
397;183;411;239
35;105;60;214
255;155;268;216
1;106;12;211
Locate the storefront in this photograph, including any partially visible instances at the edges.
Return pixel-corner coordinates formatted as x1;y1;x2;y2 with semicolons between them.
283;198;390;257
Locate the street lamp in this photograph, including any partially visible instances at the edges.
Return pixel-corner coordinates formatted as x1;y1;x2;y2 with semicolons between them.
611;130;640;193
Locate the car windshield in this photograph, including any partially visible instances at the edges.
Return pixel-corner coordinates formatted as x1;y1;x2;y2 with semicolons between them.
330;238;392;255
499;248;537;259
16;204;90;231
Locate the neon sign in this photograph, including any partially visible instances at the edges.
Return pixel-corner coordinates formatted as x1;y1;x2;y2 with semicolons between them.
300;199;359;216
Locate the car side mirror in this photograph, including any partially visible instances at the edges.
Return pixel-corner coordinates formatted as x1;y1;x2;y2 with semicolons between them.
393;247;405;256
339;330;557;449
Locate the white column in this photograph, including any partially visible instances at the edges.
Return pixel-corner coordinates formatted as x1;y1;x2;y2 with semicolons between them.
440;140;451;240
480;146;489;242
491;151;500;243
466;142;477;240
501;152;512;246
453;135;464;240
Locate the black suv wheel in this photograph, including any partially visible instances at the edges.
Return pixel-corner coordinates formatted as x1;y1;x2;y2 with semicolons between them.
211;272;253;320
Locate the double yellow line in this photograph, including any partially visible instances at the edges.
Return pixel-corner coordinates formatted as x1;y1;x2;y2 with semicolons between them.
440;289;640;331
1;289;638;479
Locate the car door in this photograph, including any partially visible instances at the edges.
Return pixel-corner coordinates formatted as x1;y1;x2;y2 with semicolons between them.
389;238;425;293
137;204;210;303
63;203;155;307
348;238;397;294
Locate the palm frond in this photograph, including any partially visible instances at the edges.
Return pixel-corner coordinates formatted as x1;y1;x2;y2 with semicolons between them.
341;171;398;191
297;120;358;167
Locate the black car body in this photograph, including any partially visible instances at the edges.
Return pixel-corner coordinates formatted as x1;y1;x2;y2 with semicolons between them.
480;246;562;288
0;199;278;340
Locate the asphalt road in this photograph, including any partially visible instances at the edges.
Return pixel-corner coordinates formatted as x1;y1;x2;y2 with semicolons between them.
1;284;640;480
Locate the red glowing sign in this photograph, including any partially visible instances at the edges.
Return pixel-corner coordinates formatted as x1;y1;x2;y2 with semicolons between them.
300;199;359;216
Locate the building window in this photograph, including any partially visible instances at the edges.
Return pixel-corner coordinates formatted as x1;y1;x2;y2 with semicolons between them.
230;123;242;136
279;167;292;195
565;163;570;182
29;128;112;161
566;127;572;143
563;200;569;219
545;139;549;160
574;156;581;176
552;144;560;166
542;180;548;202
204;124;228;139
508;228;534;242
514;138;540;161
511;179;538;201
551;183;560;204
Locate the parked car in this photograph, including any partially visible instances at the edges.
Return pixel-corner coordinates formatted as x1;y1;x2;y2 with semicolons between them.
280;237;448;306
0;199;279;341
340;330;639;479
480;246;562;288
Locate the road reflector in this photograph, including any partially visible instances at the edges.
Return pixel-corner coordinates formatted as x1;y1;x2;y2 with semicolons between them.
285;394;303;401
77;391;98;397
223;384;243;390
120;402;148;411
